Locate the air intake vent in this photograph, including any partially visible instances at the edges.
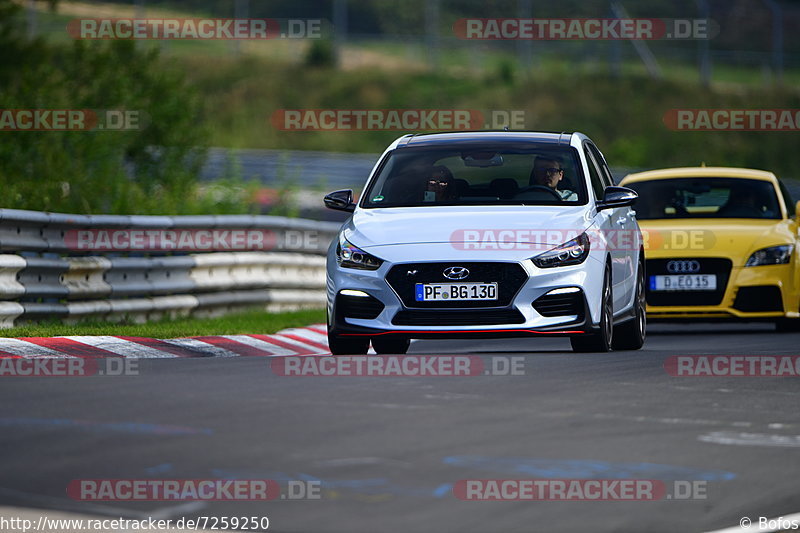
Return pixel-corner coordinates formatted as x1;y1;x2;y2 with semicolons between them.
392;309;525;326
533;291;583;317
733;286;783;312
336;293;384;320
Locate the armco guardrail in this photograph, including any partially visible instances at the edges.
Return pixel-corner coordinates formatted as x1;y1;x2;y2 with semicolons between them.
0;209;341;328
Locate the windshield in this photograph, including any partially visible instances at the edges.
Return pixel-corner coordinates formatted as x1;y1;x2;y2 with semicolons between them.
361;144;588;208
626;177;782;220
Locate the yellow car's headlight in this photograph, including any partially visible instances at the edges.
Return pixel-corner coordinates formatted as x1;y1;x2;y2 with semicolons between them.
745;245;794;267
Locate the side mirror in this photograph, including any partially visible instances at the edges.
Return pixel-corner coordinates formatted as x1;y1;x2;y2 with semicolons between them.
596;186;638;211
324;189;356;212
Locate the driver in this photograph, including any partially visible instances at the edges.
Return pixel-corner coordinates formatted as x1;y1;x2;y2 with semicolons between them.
530;156;577;201
717;185;764;218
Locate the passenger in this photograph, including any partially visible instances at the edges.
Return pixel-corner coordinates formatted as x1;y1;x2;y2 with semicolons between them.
423;165;457;202
649;185;688;217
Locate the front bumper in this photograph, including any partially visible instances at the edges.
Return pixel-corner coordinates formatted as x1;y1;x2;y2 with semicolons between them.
327;256;606;339
646;263;799;320
334;315;593;340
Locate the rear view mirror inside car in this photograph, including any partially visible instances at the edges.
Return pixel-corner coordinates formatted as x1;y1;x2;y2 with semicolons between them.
462;151;504;167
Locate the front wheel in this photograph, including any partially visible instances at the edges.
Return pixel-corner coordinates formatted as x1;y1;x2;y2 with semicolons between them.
612;260;646;351
372;336;410;354
571;268;613;353
327;329;370;355
775;318;800;333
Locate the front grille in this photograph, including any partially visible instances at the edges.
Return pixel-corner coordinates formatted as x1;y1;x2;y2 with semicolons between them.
336;293;384;320
733;286;783;312
392;308;525;326
385;262;528;308
532;291;584;317
645;258;732;306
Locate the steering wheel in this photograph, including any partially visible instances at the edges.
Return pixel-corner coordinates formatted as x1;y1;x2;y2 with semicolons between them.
516;185;563;201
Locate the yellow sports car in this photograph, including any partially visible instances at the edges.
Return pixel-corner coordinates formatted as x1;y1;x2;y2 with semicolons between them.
620;167;800;331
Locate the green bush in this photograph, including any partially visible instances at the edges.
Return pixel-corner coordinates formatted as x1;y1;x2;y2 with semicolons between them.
305;38;336;68
0;0;214;214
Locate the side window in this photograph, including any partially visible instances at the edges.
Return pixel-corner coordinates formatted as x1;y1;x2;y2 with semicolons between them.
778;180;795;218
587;143;615;187
583;146;605;200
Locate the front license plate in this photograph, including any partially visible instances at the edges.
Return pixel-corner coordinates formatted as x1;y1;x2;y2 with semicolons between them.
650;274;717;292
415;282;498;301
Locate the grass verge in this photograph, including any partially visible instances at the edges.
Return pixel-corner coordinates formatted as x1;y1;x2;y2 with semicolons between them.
0;308;326;339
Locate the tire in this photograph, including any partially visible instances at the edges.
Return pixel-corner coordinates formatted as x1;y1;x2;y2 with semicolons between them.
612;260;646;351
327;329;370;355
571;268;613;353
775;318;800;333
371;336;410;354
326;307;370;355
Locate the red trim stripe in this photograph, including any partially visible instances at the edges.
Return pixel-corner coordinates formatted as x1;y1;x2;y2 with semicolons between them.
343;329;583;336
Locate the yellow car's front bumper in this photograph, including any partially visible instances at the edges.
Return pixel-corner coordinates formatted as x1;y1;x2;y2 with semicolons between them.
646;263;800;320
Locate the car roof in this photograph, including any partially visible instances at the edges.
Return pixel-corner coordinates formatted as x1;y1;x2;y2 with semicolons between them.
397;131;574;148
621;166;778;184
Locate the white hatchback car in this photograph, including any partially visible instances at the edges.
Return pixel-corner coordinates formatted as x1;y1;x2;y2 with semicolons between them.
324;131;645;354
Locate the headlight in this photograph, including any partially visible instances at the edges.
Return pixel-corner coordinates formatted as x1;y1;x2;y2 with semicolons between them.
336;236;383;270
745;245;794;267
531;233;591;268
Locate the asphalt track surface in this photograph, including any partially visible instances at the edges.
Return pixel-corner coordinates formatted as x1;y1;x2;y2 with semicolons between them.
1;323;799;533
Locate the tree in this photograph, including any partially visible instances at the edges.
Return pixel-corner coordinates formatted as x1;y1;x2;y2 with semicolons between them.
0;0;209;214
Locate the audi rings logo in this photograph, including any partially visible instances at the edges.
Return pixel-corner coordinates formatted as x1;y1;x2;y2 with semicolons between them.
666;260;700;274
443;266;470;280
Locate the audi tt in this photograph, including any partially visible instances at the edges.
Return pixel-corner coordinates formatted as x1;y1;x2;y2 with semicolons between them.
620;166;800;331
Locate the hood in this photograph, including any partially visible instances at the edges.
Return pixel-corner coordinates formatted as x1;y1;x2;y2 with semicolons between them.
639;218;796;265
344;205;592;249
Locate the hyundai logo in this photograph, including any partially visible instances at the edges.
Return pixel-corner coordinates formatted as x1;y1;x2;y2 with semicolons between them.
443;266;470;280
666;260;701;274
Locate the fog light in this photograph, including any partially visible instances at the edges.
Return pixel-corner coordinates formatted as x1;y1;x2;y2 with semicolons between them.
546;287;581;295
340;289;371;298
